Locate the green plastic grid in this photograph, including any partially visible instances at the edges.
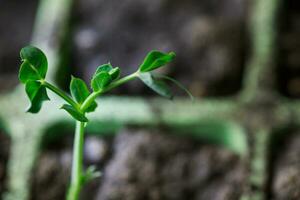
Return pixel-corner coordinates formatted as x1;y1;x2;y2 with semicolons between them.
0;0;290;199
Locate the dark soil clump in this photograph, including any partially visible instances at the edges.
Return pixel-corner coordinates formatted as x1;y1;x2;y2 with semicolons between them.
71;0;248;97
96;129;246;200
0;131;10;198
30;147;71;200
31;128;246;200
276;0;300;98
271;133;300;200
30;135;111;200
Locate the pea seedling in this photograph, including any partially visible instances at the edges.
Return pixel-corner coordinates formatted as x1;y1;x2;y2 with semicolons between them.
18;46;192;200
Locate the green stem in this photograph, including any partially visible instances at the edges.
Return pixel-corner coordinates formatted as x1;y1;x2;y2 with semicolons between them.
80;92;100;112
65;72;138;200
105;72;138;92
67;121;85;200
80;72;138;112
42;80;79;108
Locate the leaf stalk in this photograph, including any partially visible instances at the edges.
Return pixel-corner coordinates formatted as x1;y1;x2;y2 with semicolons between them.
42;80;79;109
67;121;85;200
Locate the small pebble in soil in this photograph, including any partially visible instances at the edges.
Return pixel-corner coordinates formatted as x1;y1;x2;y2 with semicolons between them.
84;136;109;164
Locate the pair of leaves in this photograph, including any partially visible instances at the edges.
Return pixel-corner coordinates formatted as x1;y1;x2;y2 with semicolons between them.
137;50;192;100
137;50;175;99
61;77;99;122
63;63;120;122
19;46;50;113
70;77;97;112
91;63;120;92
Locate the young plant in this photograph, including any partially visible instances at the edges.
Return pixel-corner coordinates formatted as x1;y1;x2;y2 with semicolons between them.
18;46;192;200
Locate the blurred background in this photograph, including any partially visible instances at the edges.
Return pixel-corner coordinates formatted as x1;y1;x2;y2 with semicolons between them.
0;0;300;200
0;0;249;96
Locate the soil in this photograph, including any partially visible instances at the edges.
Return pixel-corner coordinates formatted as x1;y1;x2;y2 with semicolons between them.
31;128;247;200
270;132;300;200
0;131;10;198
30;134;111;200
1;0;300;199
0;0;39;93
71;0;248;97
277;0;300;98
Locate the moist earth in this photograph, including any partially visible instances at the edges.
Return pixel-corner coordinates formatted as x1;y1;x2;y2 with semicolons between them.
0;131;10;199
71;0;248;97
0;0;38;93
31;128;246;200
277;0;300;98
271;133;300;200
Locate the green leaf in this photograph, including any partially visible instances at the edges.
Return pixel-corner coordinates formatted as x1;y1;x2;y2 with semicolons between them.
109;67;120;81
94;63;113;76
19;46;48;83
61;104;88;122
138;72;173;99
19;61;41;84
94;63;120;81
70;76;98;112
25;81;50;113
81;165;101;185
155;74;194;101
91;72;112;92
139;51;176;72
70;76;90;104
85;101;98;113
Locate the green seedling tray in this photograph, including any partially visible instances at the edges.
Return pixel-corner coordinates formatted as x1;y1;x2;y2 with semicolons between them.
0;0;292;199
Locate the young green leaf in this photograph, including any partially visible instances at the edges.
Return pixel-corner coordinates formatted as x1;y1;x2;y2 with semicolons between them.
94;63;113;76
94;63;120;81
19;46;48;83
109;67;120;81
91;72;112;92
70;76;90;104
61;104;88;122
139;51;176;72
85;101;98;113
70;76;98;112
138;72;173;99
19;61;42;83
25;81;50;113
